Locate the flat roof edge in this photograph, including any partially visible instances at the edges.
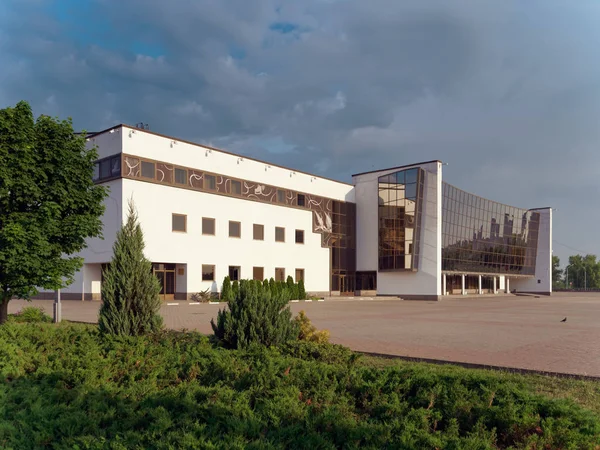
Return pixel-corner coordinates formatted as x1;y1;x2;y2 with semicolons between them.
352;160;442;177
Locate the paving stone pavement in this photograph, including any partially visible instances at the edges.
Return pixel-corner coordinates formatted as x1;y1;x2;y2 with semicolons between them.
8;292;600;377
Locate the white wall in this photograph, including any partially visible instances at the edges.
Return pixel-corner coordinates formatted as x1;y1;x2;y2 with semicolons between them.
87;127;123;159
353;161;442;298
122;125;354;203
123;178;331;294
512;208;552;294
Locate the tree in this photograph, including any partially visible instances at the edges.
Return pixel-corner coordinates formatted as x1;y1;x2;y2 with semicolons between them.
98;200;163;335
567;254;600;290
0;101;106;324
552;256;563;289
211;276;299;349
297;279;307;300
221;276;233;302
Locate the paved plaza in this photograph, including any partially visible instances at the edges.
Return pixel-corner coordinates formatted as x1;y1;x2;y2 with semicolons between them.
9;292;600;377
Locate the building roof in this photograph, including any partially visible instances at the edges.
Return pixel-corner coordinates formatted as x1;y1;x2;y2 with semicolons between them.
351;160;442;177
87;124;354;187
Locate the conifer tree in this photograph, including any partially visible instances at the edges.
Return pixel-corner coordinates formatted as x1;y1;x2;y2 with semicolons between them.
232;280;240;300
221;276;233;301
98;200;163;336
297;279;307;300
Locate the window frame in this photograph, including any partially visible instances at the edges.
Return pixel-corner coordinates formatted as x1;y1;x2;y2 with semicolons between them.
172;213;187;233
295;229;304;244
175;167;188;185
297;194;306;207
253;267;264;281
229;265;241;281
277;189;286;203
275;227;285;243
202;265;215;281
202;217;216;236
141;161;156;179
253;224;264;241
229;220;241;238
275;267;286;282
231;180;242;195
205;174;216;190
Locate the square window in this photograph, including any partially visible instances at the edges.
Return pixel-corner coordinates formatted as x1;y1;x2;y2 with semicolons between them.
229;266;240;281
141;161;155;178
277;189;286;203
231;180;241;195
295;229;304;244
253;224;264;240
253;267;264;281
175;168;187;185
295;269;304;282
275;227;285;242
229;221;241;238
202;218;215;235
172;214;186;232
205;174;216;190
100;159;111;179
297;194;306;207
202;265;215;281
275;267;285;282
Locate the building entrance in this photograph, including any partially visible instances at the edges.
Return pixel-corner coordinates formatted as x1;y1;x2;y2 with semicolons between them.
152;263;176;301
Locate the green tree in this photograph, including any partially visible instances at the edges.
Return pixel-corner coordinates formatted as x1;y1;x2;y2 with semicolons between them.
0;101;106;324
286;275;297;299
232;280;240;300
211;277;299;349
98;201;163;336
297;279;307;300
552;256;563;289
567;254;600;290
221;276;233;302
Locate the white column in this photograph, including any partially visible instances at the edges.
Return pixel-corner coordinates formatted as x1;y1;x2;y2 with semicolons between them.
505;278;510;294
478;275;482;295
461;274;466;295
493;277;497;294
442;274;447;296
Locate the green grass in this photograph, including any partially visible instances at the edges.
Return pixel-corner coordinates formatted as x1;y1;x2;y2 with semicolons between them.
0;323;599;449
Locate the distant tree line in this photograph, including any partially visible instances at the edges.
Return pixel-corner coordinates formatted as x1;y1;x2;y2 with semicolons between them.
553;255;600;290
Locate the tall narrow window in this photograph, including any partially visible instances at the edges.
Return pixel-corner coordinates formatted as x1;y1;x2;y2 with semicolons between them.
295;229;304;244
100;159;111;179
231;180;242;195
172;214;187;232
205;174;216;190
202;218;215;235
141;161;155;179
229;221;241;238
277;189;286;203
275;267;285;282
175;168;187;185
110;156;121;176
253;224;264;240
275;227;285;242
295;269;304;282
253;267;264;281
229;266;241;281
297;194;306;207
202;265;215;281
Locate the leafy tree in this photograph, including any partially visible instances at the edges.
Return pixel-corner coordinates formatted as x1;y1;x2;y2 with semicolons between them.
221;276;233;302
211;277;299;349
297;279;307;300
566;254;600;289
98;201;163;336
0;101;106;324
552;256;563;289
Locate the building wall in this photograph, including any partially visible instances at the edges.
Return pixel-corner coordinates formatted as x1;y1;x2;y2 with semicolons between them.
87;128;123;159
353;161;442;299
123;178;331;295
511;208;552;294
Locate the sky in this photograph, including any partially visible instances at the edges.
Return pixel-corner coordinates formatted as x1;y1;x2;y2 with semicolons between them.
1;0;599;266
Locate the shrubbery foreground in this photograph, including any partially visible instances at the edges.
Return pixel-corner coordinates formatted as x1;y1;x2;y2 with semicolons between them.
1;323;599;449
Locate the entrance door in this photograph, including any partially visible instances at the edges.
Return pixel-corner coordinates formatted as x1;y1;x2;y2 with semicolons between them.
152;263;176;301
339;275;355;296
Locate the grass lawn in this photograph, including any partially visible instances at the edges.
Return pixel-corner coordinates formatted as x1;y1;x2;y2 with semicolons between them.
1;322;599;449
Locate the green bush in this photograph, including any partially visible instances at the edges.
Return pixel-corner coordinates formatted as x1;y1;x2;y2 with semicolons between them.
8;306;52;323
294;310;330;343
297;279;307;300
0;323;599;449
211;278;299;349
232;280;239;300
221;276;233;302
98;201;163;336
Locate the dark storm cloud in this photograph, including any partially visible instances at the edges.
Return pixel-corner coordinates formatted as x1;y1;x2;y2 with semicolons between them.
1;0;599;261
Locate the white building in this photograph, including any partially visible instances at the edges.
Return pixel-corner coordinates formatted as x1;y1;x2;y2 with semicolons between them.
40;124;551;301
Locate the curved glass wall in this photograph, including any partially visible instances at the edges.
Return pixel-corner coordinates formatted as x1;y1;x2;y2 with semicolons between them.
378;168;425;271
442;183;540;275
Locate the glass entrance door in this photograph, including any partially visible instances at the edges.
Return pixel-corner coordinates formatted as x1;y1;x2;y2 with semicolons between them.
339;275;355;296
152;263;176;301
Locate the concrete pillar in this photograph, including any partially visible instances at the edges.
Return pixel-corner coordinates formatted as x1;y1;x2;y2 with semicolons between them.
478;275;482;295
505;277;510;294
442;274;447;296
493;277;497;294
461;274;466;295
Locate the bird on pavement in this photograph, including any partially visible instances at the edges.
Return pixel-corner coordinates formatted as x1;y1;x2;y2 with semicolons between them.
560;317;567;322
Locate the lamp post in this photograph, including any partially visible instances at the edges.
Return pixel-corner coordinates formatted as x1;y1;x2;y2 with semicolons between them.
53;289;61;323
565;265;569;289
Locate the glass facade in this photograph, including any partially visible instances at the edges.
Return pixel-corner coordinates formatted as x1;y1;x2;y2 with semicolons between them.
441;183;540;275
378;168;425;271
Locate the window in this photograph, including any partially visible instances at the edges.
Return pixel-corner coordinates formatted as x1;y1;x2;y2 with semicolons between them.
202;265;215;281
111;156;121;176
172;214;186;232
277;189;286;203
297;194;305;207
202;218;215;235
205;174;216;190
231;180;241;195
295;229;304;244
275;227;285;242
229;221;241;238
253;267;264;281
275;267;285;282
93;163;100;181
175;168;187;185
229;266;240;281
141;161;155;178
253;224;264;240
100;159;111;179
295;269;304;282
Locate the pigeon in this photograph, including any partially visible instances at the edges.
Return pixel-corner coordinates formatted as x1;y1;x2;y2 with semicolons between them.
560;317;567;322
